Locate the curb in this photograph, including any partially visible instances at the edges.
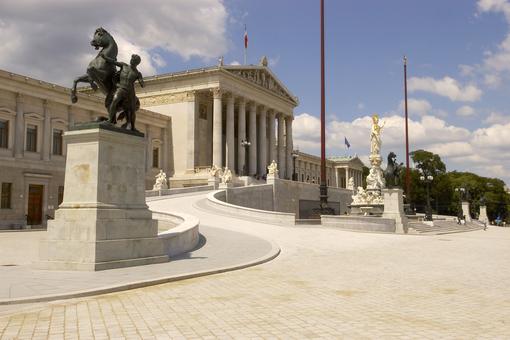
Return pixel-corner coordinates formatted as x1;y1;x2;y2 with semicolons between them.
0;242;280;306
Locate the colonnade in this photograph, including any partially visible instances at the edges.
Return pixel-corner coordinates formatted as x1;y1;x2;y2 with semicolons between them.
211;88;294;179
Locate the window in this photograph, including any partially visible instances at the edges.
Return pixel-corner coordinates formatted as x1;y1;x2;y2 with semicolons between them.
0;120;8;149
52;129;63;155
58;186;64;205
1;183;12;209
152;147;159;168
26;124;37;152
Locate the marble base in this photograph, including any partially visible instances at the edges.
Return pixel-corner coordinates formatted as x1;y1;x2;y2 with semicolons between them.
382;188;408;234
38;123;169;271
462;201;472;222
479;205;488;224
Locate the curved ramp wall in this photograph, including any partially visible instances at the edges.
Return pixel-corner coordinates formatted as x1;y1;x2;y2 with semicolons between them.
207;191;295;226
153;211;200;257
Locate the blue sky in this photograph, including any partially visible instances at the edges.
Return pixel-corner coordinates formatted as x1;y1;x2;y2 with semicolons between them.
1;0;509;184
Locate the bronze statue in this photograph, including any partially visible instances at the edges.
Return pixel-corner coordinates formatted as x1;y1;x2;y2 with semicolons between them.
101;54;144;130
384;152;403;188
70;27;143;131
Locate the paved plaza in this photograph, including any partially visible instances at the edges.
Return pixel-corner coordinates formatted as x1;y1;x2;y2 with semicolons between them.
1;192;510;339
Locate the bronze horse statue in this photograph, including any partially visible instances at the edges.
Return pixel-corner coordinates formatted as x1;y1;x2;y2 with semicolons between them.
70;28;140;130
384;152;403;188
71;27;118;108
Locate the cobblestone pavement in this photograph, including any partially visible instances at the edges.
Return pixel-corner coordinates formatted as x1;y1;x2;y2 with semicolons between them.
1;194;509;339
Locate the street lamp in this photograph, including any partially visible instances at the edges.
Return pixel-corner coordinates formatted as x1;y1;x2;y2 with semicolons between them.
240;139;251;176
455;186;467;222
292;149;299;181
419;171;434;221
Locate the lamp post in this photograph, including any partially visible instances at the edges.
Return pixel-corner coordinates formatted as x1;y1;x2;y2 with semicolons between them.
240;139;251;176
292;149;299;181
455;186;466;221
419;171;434;221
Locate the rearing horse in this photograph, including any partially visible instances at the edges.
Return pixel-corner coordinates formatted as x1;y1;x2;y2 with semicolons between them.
70;27;118;110
384;151;402;188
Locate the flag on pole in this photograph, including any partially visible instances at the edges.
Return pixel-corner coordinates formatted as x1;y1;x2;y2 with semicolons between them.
344;137;351;149
244;24;248;65
244;24;248;49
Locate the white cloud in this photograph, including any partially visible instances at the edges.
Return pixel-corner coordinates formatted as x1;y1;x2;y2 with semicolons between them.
293;112;509;185
0;0;228;85
476;0;510;88
229;60;241;66
408;76;483;102
456;105;476;117
484;111;509;124
399;98;432;116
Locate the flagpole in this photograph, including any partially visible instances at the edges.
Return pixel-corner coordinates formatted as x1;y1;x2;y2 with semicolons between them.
404;56;411;201
244;24;247;65
318;0;332;214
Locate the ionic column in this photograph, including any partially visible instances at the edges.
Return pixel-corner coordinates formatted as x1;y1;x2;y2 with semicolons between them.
285;116;293;179
268;110;276;164
248;102;257;176
14;94;24;158
277;114;286;178
146;125;152;171
212;88;223;167
237;98;246;175
225;93;235;172
258;106;267;175
42;100;51;161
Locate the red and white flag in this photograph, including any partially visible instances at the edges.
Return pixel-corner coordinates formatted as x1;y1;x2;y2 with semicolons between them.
244;24;248;49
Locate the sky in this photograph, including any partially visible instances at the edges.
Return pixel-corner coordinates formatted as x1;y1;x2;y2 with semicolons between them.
0;0;509;185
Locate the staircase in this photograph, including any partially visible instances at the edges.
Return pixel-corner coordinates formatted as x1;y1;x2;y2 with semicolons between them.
408;220;484;235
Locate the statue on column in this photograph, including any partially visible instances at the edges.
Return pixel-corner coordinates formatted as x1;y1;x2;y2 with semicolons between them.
370;113;385;156
70;27;144;131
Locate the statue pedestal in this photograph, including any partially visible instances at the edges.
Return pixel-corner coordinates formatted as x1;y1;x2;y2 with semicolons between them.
37;123;168;271
479;205;488;224
266;173;278;185
208;177;220;190
462;201;472;222
382;188;408;234
219;182;234;189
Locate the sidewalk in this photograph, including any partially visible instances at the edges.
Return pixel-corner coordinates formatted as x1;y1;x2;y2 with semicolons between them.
0;224;279;304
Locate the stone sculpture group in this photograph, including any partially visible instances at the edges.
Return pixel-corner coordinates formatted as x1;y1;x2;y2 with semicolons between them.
71;27;143;131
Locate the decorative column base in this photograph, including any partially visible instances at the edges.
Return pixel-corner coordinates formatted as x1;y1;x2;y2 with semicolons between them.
461;201;472;222
37;122;169;271
208;177;220;190
382;188;408;234
479;205;488;224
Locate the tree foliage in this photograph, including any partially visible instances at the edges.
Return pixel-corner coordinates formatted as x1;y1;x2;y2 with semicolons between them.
405;149;510;222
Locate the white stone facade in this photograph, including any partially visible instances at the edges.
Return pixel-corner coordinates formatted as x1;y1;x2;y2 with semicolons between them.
136;64;298;185
294;151;365;189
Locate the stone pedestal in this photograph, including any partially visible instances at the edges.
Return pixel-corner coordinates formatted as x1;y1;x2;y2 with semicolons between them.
208;177;220;190
266;173;278;185
219;182;234;189
479;205;488;224
461;201;471;222
37;123;169;271
382;188;408;234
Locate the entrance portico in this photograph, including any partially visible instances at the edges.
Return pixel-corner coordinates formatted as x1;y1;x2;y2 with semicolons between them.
138;60;299;186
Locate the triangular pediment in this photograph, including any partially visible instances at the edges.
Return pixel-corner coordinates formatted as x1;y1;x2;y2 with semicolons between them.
223;66;298;105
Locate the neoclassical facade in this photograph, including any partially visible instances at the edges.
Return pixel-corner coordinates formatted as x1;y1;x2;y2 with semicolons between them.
295;151;365;189
136;60;298;186
0;69;170;229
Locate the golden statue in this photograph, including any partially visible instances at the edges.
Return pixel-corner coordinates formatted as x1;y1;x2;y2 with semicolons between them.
370;113;385;156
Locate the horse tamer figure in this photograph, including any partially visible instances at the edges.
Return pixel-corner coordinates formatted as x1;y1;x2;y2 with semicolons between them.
70;27;142;131
384;152;403;188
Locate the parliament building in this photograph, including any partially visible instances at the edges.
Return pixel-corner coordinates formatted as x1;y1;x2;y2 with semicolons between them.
0;58;363;229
